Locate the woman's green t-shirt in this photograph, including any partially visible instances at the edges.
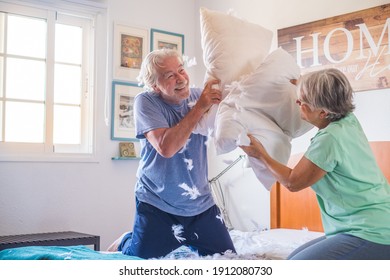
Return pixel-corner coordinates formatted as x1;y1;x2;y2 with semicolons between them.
305;113;390;244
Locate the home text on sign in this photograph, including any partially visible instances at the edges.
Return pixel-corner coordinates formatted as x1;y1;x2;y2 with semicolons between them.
278;4;390;92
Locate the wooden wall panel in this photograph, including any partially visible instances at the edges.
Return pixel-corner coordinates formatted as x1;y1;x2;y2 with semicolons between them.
270;153;323;232
370;141;390;182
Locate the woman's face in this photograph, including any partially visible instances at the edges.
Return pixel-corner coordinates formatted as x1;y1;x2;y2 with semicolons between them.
296;98;329;129
153;56;190;104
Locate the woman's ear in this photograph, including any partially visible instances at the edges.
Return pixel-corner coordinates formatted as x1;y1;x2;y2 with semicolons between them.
319;110;328;119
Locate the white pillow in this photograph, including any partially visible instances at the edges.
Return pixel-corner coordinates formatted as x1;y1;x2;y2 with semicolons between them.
199;7;273;86
215;103;292;190
214;48;313;190
219;47;313;140
193;7;273;136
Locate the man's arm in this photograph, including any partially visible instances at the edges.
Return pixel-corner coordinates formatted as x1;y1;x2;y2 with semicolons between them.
146;80;221;158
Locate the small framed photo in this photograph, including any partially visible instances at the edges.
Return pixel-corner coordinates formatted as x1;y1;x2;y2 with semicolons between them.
150;28;184;54
113;23;148;82
119;142;136;157
111;81;141;141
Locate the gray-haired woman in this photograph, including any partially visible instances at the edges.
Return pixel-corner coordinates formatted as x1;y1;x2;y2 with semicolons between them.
240;68;390;259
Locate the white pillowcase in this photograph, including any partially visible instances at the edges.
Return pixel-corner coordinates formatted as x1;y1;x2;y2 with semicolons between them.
199;7;273;86
194;7;273;135
214;47;313;190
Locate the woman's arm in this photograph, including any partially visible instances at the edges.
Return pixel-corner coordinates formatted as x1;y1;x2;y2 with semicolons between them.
240;134;326;191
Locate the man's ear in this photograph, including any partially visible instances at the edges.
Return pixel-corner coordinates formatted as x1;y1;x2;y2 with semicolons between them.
153;85;160;93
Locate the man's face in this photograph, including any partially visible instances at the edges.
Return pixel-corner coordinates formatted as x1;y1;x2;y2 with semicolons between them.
153;56;190;104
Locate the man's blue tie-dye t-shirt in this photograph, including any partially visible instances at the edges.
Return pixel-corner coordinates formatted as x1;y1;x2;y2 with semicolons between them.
133;87;215;216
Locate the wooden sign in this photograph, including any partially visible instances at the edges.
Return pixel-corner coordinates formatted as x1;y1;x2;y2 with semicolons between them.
278;4;390;92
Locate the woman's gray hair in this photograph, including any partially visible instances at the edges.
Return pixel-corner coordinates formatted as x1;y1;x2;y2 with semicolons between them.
297;68;355;122
137;48;183;90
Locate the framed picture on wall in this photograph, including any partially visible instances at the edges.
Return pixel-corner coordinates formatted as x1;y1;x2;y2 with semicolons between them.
150;28;184;54
111;81;142;141
113;23;148;82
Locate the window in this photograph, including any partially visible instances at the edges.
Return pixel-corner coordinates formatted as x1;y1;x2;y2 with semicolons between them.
0;1;101;161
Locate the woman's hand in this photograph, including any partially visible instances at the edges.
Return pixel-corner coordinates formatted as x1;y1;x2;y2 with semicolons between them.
241;134;327;192
239;134;268;160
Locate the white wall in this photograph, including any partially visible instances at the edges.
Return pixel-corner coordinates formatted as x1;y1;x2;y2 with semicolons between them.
1;0;389;250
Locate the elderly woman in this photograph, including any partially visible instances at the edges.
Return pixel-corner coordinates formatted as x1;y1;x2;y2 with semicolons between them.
240;68;390;260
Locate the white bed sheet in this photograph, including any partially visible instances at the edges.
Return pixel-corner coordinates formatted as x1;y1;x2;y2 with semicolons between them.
229;228;324;260
162;228;324;260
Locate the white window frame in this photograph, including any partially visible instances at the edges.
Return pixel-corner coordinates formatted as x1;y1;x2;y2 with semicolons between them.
0;0;106;162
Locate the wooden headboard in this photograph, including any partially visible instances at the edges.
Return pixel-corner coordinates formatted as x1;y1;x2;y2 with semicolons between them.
271;141;390;232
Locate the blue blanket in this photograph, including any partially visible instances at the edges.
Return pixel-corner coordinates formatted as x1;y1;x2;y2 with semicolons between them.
0;245;142;260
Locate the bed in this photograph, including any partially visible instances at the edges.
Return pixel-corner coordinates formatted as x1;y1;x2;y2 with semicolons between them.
0;224;323;261
0;141;388;260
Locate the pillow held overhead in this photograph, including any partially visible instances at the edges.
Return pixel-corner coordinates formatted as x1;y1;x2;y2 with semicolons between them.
215;47;313;155
214;47;314;190
194;7;274;136
200;7;273;86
